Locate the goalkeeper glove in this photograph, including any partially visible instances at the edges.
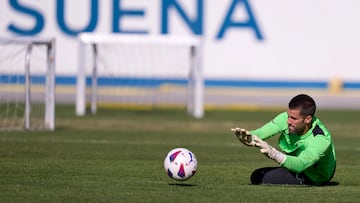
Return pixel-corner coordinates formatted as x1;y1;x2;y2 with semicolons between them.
231;128;256;147
253;136;286;164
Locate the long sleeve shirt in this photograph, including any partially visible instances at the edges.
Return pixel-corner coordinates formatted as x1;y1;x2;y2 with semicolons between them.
250;112;336;184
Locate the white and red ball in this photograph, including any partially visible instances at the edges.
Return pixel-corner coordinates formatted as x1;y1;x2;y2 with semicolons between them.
164;147;198;181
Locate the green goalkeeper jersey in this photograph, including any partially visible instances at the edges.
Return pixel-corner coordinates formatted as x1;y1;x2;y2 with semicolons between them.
250;112;336;184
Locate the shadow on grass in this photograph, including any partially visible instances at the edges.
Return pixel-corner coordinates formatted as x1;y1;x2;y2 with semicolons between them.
168;183;197;187
252;181;340;187
322;181;339;186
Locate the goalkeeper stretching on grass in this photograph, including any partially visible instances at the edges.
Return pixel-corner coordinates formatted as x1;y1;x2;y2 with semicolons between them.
231;94;336;185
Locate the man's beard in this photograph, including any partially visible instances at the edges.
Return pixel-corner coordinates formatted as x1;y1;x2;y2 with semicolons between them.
288;125;305;135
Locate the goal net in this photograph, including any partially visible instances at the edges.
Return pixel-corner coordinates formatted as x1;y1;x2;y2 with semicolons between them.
0;37;55;130
76;33;204;118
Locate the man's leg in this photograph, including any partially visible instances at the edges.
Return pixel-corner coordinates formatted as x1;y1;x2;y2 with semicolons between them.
251;167;306;185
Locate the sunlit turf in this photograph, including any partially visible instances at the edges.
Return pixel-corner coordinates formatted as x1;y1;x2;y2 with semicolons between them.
0;105;359;202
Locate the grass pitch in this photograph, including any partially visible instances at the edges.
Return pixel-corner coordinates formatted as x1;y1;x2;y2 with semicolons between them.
1;105;360;202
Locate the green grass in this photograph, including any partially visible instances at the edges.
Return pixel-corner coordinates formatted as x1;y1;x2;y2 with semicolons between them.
1;105;360;202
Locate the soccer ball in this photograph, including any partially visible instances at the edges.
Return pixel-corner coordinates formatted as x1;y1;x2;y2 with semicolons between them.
164;147;198;181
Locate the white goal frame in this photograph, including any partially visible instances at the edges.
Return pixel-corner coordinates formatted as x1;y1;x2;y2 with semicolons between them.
76;33;204;118
0;37;56;130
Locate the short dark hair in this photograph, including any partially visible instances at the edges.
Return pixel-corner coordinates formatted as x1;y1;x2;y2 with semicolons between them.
288;94;316;116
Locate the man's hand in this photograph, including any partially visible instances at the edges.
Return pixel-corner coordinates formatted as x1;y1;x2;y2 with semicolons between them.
231;128;256;147
253;136;286;164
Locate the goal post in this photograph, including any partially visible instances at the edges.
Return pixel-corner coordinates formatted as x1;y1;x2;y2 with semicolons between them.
76;33;204;118
0;37;56;130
